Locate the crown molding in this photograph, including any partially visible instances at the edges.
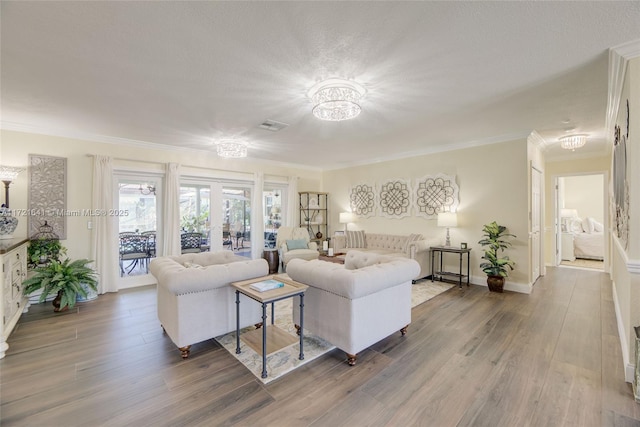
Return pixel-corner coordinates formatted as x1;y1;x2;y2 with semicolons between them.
612;38;640;59
606;39;640;140
527;130;548;148
0;121;322;172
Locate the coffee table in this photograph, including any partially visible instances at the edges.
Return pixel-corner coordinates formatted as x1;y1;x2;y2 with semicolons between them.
318;253;345;264
231;274;308;378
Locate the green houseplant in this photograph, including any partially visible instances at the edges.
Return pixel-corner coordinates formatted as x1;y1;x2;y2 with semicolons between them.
27;239;67;268
478;221;516;293
23;258;98;311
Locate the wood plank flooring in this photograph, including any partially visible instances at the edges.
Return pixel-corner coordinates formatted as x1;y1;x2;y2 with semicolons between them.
2;267;639;426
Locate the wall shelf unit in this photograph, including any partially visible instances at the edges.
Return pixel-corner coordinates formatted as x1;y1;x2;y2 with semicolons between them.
299;192;328;244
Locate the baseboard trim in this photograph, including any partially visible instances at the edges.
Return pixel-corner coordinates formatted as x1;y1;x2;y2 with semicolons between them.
612;280;634;383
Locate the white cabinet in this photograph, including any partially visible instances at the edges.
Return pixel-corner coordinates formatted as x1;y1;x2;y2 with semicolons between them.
561;232;575;262
1;238;29;358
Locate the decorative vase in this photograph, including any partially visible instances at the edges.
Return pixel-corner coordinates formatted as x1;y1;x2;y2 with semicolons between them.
0;206;18;240
76;283;98;302
487;275;505;293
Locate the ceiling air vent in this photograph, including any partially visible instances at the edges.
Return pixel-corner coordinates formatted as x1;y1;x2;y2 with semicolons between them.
259;120;289;132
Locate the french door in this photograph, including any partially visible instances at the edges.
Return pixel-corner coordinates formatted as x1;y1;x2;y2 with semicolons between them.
116;174;162;288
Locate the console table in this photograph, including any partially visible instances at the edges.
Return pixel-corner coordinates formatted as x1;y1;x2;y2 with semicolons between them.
430;246;471;288
1;238;30;358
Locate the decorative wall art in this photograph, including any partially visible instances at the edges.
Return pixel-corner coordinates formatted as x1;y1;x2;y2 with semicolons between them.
349;183;376;218
613;119;629;250
378;179;412;219
28;154;67;239
414;173;459;218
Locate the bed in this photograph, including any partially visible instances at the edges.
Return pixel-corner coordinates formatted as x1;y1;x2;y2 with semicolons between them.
569;217;605;260
573;231;604;260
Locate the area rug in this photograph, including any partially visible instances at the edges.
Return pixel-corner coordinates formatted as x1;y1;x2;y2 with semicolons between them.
214;279;455;383
560;258;604;270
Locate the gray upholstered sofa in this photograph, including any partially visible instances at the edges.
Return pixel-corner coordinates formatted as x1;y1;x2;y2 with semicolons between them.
332;231;437;281
149;251;268;358
286;251;420;366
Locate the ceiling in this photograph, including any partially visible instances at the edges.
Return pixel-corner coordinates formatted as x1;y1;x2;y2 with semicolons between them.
2;2;640;170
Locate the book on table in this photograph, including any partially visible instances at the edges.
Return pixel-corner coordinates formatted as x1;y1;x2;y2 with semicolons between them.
249;279;285;292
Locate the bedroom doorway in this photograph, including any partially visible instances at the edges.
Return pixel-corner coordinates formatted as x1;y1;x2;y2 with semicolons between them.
555;173;606;271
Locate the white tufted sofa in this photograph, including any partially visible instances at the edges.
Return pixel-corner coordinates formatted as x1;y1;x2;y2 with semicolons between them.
286;251;420;366
332;232;437;281
150;251;268;358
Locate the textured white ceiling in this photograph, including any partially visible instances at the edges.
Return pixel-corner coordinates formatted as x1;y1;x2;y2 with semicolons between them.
2;2;640;169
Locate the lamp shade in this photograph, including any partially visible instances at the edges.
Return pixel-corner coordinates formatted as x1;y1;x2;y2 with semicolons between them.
0;166;24;182
339;212;355;224
437;212;458;228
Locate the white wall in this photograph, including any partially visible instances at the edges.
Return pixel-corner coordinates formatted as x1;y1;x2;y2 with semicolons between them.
562;174;604;223
611;56;640;383
322;138;531;292
0;130;322;261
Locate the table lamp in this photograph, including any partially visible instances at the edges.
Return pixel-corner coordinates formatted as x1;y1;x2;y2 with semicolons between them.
560;208;578;232
339;212;355;233
437;212;457;247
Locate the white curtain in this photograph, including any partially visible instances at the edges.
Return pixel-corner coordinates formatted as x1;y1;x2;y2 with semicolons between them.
251;172;265;259
286;175;298;227
90;155;119;294
162;162;181;256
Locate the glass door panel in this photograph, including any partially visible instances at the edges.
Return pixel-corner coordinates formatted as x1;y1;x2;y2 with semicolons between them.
117;179;158;279
222;186;251;256
179;184;211;253
263;188;282;249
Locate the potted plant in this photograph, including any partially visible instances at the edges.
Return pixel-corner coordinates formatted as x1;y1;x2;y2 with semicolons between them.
478;221;516;293
23;258;98;312
27;239;67;268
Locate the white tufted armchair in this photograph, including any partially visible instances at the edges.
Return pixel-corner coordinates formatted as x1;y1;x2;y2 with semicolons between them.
276;226;319;270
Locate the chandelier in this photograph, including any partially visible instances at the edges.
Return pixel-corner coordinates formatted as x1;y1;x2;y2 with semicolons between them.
216;140;248;158
559;135;587;151
308;78;366;121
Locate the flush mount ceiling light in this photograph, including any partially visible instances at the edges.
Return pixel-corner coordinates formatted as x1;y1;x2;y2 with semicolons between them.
215;140;248;158
559;135;587;151
308;78;366;121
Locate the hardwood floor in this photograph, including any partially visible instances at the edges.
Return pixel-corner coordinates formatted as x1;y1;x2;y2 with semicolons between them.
2;267;639;426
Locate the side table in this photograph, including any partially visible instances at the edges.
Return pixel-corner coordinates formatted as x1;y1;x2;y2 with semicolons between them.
263;249;279;274
231;274;308;379
430;246;471;288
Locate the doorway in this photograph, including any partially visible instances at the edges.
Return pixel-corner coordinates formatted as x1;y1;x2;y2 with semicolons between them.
555;173;606;271
116;174;162;288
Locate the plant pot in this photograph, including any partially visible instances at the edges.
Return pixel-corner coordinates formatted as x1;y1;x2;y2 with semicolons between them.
76;282;98;302
52;291;69;312
487;275;505;293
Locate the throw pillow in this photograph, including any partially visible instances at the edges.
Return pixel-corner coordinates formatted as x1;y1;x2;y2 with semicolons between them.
592;218;604;232
286;239;308;250
582;217;594;234
346;230;366;249
570;218;583;233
